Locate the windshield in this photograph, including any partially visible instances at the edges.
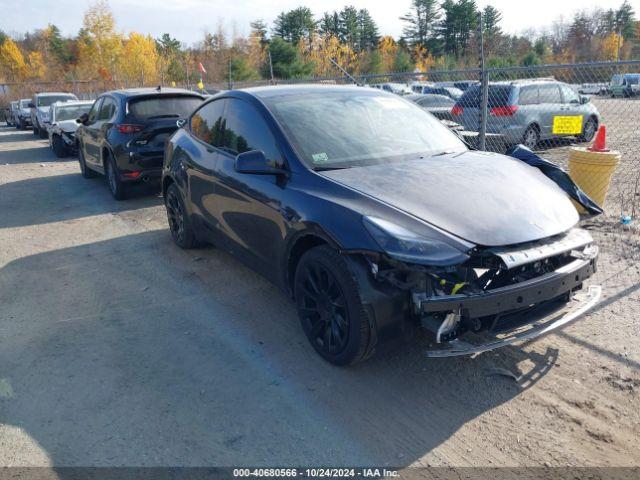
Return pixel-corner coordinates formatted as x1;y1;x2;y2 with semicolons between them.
263;90;466;170
37;95;76;107
55;104;92;122
128;95;202;120
626;76;640;85
20;100;31;108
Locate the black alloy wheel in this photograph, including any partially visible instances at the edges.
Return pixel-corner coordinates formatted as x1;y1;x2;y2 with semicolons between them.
165;183;201;249
294;245;375;365
298;261;350;356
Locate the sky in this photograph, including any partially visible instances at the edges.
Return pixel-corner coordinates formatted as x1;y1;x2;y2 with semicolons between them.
0;0;636;44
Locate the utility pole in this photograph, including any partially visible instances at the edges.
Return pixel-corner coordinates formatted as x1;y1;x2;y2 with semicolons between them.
477;11;488;151
268;51;275;84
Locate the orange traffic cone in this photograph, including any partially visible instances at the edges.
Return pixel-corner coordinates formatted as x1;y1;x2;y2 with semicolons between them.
588;125;609;152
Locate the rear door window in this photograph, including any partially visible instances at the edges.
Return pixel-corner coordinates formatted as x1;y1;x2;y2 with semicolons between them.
190;99;226;147
518;86;539;105
129;95;203;120
220;98;283;166
539;84;562;104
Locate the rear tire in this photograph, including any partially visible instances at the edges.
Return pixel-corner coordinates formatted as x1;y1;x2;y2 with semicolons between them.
522;125;540;150
165;183;203;249
52;134;69;158
294;245;375;366
105;151;127;200
39;126;48;139
33;122;39;136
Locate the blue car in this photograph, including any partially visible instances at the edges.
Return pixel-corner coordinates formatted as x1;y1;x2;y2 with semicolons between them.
162;85;600;365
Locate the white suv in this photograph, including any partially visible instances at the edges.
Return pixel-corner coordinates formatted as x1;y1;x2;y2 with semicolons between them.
30;92;78;138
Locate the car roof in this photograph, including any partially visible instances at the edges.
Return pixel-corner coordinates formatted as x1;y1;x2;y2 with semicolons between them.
239;84;376;99
103;87;204;99
34;92;77;97
52;100;94;107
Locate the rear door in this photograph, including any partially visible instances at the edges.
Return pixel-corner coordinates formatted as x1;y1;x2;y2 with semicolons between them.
186;98;226;230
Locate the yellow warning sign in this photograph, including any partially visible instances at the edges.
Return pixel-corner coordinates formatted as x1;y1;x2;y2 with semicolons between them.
552;115;583;135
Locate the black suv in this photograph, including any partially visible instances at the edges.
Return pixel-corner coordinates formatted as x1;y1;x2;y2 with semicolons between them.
76;88;204;199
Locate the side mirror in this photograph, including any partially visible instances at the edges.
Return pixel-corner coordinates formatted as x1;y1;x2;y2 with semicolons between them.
77;113;89;124
28;102;35;108
234;150;286;175
580;95;590;104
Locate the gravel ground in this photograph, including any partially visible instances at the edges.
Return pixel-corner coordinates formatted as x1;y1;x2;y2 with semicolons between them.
0;125;639;470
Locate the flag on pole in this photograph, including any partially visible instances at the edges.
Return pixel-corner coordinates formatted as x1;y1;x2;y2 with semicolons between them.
198;62;206;74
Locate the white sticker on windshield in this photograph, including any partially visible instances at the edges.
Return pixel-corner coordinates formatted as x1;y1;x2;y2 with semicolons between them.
373;97;410;109
312;152;329;163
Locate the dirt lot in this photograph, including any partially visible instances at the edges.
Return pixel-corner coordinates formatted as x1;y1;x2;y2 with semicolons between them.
0;125;639;470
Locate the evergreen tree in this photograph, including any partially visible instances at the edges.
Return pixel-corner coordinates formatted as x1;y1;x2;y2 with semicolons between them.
400;0;441;53
357;9;380;51
272;7;316;45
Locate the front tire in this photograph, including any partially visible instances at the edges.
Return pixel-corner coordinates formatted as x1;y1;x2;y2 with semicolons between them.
78;144;97;178
105;151;127;200
578;118;597;142
294;245;375;366
33;121;39;136
165;183;202;249
51;134;69;158
522;125;540;150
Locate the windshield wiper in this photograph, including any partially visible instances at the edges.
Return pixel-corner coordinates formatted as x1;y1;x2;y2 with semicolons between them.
147;114;180;119
313;165;350;171
430;150;456;157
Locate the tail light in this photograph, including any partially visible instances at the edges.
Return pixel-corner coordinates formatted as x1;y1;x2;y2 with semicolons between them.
117;124;144;134
489;105;518;116
451;105;463;116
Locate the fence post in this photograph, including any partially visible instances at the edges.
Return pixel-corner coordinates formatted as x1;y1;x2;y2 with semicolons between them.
477;11;488;151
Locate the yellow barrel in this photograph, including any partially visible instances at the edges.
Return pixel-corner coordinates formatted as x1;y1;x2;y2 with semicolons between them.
568;147;620;213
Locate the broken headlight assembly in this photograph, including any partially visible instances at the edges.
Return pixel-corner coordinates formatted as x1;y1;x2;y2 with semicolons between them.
362;216;469;267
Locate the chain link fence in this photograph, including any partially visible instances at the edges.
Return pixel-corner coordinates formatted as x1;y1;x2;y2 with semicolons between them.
2;61;639;304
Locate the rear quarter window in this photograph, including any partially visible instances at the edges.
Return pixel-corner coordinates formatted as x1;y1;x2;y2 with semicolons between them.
457;85;512;108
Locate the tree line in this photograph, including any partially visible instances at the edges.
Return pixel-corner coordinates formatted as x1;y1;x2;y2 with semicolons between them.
0;0;638;87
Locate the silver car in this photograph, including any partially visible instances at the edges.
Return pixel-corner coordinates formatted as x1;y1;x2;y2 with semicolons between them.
452;79;601;150
30;92;78;139
15;99;32;130
47;100;94;158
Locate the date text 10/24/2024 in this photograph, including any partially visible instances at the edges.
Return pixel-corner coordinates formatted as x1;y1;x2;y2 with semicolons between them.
232;468;399;478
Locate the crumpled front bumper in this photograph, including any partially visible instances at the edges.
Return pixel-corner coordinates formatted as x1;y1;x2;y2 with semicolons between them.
421;246;600;357
426;285;601;357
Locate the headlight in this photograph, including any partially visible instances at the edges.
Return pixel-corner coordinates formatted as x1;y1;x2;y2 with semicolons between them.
363;216;469;266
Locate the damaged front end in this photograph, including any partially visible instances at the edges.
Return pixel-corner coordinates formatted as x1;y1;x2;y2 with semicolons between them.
364;226;601;357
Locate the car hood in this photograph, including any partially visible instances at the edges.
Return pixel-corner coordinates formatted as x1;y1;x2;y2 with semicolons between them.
55;120;79;133
320;150;579;247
